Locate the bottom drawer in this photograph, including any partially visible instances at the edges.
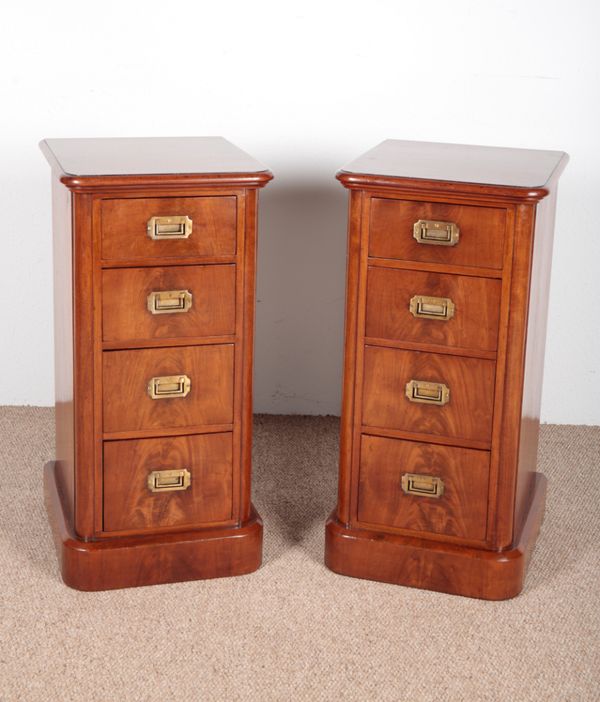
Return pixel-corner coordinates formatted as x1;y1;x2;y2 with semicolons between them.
357;435;490;541
103;432;233;533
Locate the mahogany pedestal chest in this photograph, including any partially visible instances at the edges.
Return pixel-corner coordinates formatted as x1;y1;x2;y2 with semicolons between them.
41;137;272;590
325;140;567;599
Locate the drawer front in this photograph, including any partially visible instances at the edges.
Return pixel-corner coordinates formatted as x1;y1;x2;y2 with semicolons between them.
369;198;506;269
103;432;233;533
103;344;234;433
362;346;495;443
101;196;237;261
102;264;236;343
358;435;489;541
366;266;501;352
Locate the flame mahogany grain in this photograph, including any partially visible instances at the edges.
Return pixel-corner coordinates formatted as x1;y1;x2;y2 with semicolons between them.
358;435;490;542
101;195;238;261
362;346;496;444
102;264;236;343
102;344;234;433
369;197;506;269
103;433;234;533
327;139;567;599
366;266;502;352
42;137;272;590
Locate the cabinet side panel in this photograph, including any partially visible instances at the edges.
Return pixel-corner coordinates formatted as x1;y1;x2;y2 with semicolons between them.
72;193;96;537
514;189;558;536
52;177;75;523
494;204;537;548
239;189;254;523
337;191;363;524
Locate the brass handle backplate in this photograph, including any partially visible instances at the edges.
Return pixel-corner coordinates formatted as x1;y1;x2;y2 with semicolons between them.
147;468;191;493
147;289;193;315
401;473;445;498
413;219;459;246
405;379;450;406
147;215;192;240
410;295;455;321
147;374;191;400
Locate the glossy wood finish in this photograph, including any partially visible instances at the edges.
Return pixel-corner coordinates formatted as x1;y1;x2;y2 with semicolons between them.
102;264;236;342
42;137;272;590
326;473;547;601
363;346;495;444
45;461;262;591
103;433;233;533
358;435;489;541
339;139;568;198
41;136;270;178
327;139;567;599
514;192;557;536
103;345;234;433
366;266;501;352
52;178;75;524
369;197;506;269
101;195;237;261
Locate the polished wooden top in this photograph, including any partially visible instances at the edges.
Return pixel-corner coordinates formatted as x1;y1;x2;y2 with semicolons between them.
339;140;568;197
40;137;272;190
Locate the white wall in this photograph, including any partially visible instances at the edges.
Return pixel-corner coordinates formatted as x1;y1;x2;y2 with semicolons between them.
1;0;599;423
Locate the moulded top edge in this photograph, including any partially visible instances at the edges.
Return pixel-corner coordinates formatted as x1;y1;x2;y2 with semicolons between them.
339;139;568;191
40;136;271;178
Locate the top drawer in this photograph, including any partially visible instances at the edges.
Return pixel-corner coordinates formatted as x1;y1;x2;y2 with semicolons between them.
368;198;506;270
101;196;237;262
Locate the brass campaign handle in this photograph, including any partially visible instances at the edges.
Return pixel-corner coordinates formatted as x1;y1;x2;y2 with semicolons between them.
147;469;191;493
401;473;445;498
147;375;191;400
147;215;192;240
413;219;459;246
405;379;450;406
409;295;455;321
147;289;193;315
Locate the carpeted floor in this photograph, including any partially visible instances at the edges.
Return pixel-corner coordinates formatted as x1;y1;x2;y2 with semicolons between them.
0;407;599;701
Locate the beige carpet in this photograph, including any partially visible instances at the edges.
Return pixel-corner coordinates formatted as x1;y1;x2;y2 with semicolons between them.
0;408;599;701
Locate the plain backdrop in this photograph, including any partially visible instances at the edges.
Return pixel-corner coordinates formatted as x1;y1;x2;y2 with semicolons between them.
1;0;599;423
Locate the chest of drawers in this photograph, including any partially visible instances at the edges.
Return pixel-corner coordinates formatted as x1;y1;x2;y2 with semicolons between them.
41;137;272;590
325;140;568;599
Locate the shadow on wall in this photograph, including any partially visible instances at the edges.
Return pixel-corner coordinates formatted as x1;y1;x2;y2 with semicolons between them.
254;176;348;416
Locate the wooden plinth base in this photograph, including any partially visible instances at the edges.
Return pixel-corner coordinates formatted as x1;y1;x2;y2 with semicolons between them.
325;473;546;600
44;461;263;591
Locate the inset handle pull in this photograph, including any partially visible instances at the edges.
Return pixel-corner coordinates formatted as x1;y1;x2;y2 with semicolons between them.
147;374;191;400
410;295;455;321
147;215;192;240
147;289;193;315
413;219;459;246
147;468;191;493
401;473;445;498
405;379;450;406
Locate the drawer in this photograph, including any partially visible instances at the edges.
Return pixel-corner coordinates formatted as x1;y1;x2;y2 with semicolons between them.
365;266;501;352
368;197;506;269
103;432;233;533
102;264;236;343
103;344;234;433
358;435;489;541
362;346;495;443
101;196;237;262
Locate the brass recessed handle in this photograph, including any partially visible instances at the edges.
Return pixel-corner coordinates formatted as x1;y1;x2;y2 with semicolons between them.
401;473;445;498
413;219;459;246
147;215;192;240
410;295;455;321
405;379;450;406
147;289;193;315
147;468;191;493
147;374;191;400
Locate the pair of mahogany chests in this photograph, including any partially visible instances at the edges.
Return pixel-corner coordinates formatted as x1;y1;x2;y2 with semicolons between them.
41;137;567;598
